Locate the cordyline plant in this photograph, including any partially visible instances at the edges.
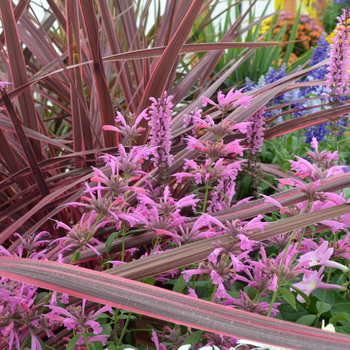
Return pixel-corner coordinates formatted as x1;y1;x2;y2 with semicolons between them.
1;1;350;349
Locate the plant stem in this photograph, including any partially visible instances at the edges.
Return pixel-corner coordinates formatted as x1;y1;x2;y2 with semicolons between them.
119;312;133;344
267;289;278;317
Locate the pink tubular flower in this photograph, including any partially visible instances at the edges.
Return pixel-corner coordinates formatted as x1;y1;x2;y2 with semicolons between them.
293;267;344;303
185;136;246;159
51;213;106;256
298;241;349;272
223;290;280;317
0;81;10;90
201;88;252;113
151;330;167;350
102;109;148;141
47;299;113;335
190;112;252;137
307;137;340;168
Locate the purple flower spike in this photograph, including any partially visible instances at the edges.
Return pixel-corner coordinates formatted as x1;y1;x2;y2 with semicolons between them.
326;7;350;100
148;92;174;176
246;107;265;154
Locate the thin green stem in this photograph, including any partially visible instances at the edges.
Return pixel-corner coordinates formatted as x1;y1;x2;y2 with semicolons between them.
83;331;91;350
210;284;218;302
119;312;133;343
267;289;278;317
113;309;121;346
202;182;210;213
314;268;333;327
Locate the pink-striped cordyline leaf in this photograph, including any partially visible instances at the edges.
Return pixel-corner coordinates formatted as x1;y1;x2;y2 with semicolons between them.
0;256;349;350
264;103;350;139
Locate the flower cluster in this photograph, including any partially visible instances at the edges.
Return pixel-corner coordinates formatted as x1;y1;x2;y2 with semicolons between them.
2;78;350;350
259;12;323;60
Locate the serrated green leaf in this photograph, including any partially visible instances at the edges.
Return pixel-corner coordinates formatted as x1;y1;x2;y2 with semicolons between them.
313;289;347;305
331;303;350;317
334;326;350;335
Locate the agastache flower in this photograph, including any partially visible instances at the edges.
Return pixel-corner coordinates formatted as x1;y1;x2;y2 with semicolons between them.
51;213;106;256
155;213;222;246
307;137;339;168
182;257;234;300
174;158;242;185
203;332;237;350
185;136;245;159
223;290;280;317
250;245;307;293
47;299;113;341
201;88;252;113
102;109;148;141
100;144;156;179
183;107;203;136
90;157;145;195
190;113;251;138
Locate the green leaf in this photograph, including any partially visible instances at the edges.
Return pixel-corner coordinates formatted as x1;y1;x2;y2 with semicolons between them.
313;289;347;306
316;301;332;315
330;313;349;326
182;331;204;346
173;274;186;293
331;303;350;317
70;251;81;264
296;315;316;326
289;285;311;306
279;287;296;309
67;334;82;350
283;4;301;65
105;231;120;255
141;277;156;285
334;326;350;335
309;225;316;233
